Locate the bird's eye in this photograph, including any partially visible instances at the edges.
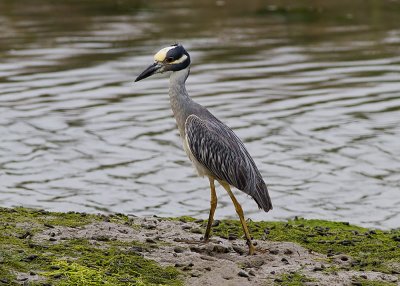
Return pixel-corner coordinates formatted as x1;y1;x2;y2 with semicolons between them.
166;57;174;63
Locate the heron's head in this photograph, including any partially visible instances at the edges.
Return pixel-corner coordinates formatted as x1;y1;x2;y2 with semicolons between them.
135;44;191;82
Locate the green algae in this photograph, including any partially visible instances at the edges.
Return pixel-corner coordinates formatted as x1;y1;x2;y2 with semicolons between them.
208;217;400;274
0;207;182;286
275;272;315;286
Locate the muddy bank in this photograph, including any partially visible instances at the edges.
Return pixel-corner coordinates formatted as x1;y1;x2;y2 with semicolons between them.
0;208;399;285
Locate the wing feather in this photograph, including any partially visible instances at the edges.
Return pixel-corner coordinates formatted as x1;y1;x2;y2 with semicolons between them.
185;114;272;211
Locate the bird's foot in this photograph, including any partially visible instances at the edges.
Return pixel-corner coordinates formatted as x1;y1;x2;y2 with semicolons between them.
247;240;256;255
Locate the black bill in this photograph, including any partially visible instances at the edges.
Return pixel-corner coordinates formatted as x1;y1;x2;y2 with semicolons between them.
135;63;162;82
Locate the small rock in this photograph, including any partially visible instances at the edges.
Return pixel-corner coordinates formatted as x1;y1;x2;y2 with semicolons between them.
281;257;289;265
264;228;270;235
238;270;249;278
269;249;279;255
313;266;323;271
188;262;194;267
340;240;354;246
212;220;220;227
18;231;31;239
173;246;185;253
92;235;109;241
228;233;238;240
340;255;349;261
270;271;275;274
181;225;191;230
141;224;156;230
49;237;57;242
130;246;144;252
50;265;60;270
145;238;156;244
392;236;400;242
190;246;203;253
360;274;367;279
232;246;245;255
174;263;185;267
213;245;230;253
284;249;293;255
274;278;283;282
194;219;203;223
22;254;38;262
205;267;211;271
248;270;256;276
44;223;54;228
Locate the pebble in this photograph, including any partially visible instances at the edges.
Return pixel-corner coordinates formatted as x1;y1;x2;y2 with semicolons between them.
213;245;230;253
18;231;31;239
238;270;249;278
173;246;185;253
269;249;279;255
248;270;256;276
141;224;156;230
212;220;220;227
228;234;237;240
205;267;211;271
145;238;156;244
22;254;38;262
129;246;144;253
232;246;245;255
284;249;293;255
281;257;289;265
50;265;60;270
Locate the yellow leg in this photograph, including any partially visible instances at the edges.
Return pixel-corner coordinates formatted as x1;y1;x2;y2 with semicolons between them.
220;182;255;255
204;178;217;242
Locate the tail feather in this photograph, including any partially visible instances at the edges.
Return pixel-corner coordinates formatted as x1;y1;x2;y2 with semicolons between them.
252;180;272;212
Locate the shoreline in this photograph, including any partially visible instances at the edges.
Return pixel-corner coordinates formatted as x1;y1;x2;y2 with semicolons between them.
0;207;399;285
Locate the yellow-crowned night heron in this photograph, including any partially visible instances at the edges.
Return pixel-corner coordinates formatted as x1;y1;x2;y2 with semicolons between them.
135;44;272;254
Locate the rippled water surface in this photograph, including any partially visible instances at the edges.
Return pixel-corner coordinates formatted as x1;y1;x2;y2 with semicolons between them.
1;0;400;228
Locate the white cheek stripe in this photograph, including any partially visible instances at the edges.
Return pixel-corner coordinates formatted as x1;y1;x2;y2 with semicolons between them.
171;54;188;64
154;46;175;62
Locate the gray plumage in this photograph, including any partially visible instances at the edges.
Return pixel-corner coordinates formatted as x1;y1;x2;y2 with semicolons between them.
135;44;272;213
169;68;272;212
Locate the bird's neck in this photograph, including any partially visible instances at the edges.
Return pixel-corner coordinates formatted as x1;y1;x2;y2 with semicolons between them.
169;67;192;137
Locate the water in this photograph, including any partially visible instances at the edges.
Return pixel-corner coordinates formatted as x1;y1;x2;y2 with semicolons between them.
1;0;399;229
